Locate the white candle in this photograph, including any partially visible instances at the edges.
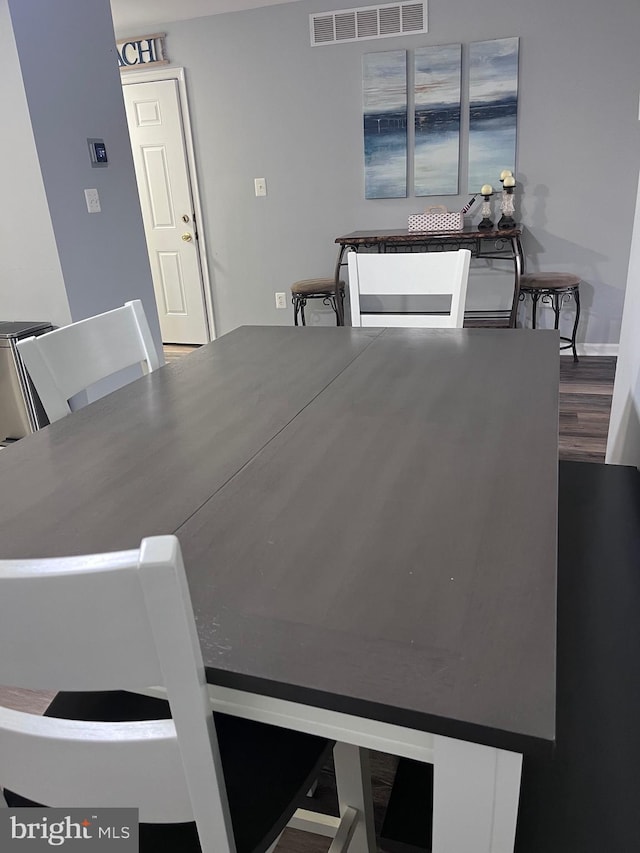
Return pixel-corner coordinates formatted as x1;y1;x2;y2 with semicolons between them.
500;169;513;181
503;176;516;187
481;184;493;195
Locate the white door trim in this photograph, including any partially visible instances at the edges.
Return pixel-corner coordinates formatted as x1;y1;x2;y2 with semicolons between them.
122;66;216;341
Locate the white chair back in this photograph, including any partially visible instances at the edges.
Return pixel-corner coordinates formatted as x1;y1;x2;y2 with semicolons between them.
17;300;162;423
0;536;234;853
348;249;471;328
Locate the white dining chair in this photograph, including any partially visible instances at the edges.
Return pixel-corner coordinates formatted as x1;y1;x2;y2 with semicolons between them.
347;249;471;328
16;299;163;424
0;536;352;853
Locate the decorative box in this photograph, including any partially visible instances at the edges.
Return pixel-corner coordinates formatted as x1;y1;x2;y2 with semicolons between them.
408;206;464;233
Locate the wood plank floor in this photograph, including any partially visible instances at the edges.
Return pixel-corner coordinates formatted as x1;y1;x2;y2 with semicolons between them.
0;351;617;852
558;356;616;463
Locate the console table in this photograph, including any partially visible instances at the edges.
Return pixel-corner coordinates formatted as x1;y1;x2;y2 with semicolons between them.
334;227;525;328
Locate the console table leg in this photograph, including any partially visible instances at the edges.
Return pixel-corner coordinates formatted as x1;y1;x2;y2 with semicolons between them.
509;236;524;328
334;245;349;326
432;735;522;853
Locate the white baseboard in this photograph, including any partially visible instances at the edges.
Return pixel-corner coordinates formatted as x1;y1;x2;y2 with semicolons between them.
574;343;618;357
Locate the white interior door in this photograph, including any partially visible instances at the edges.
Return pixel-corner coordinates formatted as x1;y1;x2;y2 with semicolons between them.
123;79;209;345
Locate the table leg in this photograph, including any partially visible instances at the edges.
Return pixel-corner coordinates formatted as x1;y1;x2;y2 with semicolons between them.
432;735;522;853
508;236;524;328
334;245;349;326
333;742;377;853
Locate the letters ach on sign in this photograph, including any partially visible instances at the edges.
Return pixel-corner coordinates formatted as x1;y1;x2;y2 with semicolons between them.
117;34;167;70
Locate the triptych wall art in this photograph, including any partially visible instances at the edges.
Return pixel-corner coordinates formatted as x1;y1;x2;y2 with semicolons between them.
468;37;519;193
363;50;408;199
414;43;461;197
363;37;519;200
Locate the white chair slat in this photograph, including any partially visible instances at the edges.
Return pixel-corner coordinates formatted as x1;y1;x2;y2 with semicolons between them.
348;250;471;329
17;300;163;423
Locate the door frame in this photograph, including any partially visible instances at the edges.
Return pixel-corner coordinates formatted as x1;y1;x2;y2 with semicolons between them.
121;65;216;341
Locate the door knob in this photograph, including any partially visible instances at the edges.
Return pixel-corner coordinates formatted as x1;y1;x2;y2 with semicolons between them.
182;233;192;242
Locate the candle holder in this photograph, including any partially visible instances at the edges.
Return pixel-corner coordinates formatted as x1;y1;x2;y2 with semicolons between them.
498;178;517;230
478;191;494;230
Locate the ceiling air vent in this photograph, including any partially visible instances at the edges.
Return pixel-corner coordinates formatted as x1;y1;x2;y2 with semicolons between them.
310;2;427;46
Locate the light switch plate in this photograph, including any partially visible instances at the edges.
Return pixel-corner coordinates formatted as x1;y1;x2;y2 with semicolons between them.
84;188;101;213
254;177;267;197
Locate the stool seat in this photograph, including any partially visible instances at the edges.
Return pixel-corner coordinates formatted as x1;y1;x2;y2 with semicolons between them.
291;278;343;296
291;278;345;326
520;273;580;290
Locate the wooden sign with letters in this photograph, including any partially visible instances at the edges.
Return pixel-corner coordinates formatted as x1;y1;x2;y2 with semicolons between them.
117;33;167;70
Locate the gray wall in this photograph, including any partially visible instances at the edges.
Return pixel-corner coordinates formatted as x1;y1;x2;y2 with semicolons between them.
0;0;70;328
117;0;640;341
7;0;162;354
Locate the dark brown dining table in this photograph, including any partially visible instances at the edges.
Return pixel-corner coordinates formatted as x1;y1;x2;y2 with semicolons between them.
0;325;559;853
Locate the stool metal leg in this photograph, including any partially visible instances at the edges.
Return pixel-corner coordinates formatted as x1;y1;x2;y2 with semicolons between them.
521;279;580;362
294;290;345;327
531;292;541;329
292;295;308;326
326;291;344;326
324;294;339;325
552;292;561;330
571;288;580;362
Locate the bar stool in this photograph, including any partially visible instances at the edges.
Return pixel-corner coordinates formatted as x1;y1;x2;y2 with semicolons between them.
291;278;345;326
519;273;581;362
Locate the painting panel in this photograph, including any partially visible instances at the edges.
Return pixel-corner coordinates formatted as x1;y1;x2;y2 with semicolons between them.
414;44;461;196
363;50;407;199
468;37;519;193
